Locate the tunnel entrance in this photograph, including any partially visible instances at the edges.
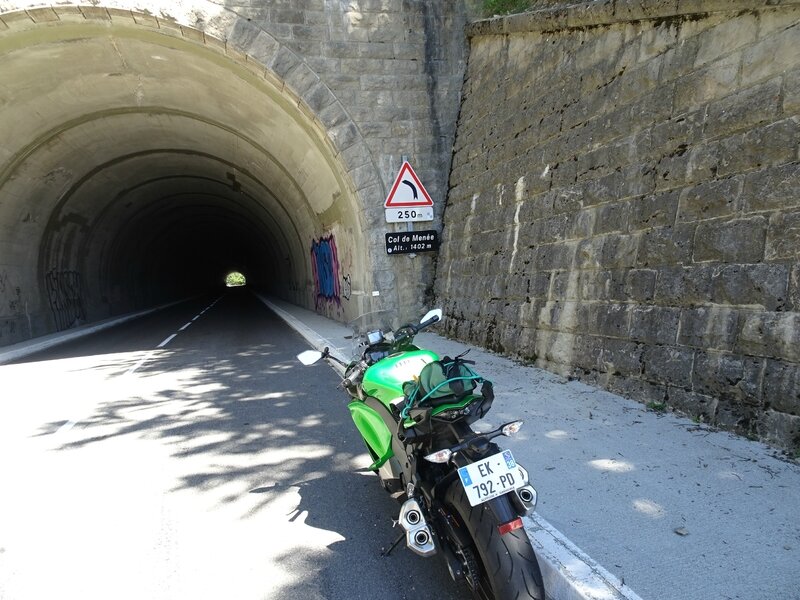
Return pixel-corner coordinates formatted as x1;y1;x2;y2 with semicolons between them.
0;7;370;346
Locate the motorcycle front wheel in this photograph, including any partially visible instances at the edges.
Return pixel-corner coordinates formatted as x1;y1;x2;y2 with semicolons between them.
444;482;545;600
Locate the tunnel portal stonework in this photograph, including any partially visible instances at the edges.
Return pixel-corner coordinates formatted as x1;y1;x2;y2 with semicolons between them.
0;0;468;344
436;1;800;451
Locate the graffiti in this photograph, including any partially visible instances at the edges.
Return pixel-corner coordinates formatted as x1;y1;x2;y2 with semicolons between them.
311;235;340;308
46;270;86;331
342;274;352;302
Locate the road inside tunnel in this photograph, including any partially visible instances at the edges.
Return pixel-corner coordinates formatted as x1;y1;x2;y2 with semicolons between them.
0;9;368;347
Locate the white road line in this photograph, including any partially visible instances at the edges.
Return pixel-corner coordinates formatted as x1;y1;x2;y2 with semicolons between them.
55;419;78;435
179;322;192;331
158;334;177;348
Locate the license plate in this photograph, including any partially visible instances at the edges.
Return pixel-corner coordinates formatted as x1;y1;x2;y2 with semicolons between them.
458;450;521;506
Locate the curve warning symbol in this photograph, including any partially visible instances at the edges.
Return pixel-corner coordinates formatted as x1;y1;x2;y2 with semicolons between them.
384;161;433;208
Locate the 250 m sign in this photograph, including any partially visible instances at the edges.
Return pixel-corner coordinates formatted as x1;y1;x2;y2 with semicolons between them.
384;206;434;223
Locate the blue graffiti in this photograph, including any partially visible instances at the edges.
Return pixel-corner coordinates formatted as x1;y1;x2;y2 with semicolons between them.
311;235;340;308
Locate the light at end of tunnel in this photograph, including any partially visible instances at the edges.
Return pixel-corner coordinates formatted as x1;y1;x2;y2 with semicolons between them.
225;271;247;287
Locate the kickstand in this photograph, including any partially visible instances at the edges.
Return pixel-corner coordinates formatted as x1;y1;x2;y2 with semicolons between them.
380;531;405;557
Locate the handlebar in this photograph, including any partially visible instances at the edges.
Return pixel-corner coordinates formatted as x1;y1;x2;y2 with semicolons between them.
342;361;367;388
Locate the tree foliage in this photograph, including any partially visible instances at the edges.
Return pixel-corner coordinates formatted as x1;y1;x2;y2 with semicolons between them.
225;272;246;287
482;0;534;16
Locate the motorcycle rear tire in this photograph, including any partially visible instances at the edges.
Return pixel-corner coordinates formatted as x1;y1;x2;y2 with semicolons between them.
444;482;544;600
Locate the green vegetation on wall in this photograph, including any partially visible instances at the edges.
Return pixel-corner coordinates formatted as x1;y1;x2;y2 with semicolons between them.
482;0;534;16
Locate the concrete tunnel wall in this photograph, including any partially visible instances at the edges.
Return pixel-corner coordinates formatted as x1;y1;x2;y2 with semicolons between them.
0;1;468;346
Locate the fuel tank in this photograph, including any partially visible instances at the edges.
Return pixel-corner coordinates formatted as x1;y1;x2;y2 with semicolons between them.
361;349;439;407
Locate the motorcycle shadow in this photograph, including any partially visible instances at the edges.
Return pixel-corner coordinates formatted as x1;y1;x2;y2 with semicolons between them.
249;467;465;600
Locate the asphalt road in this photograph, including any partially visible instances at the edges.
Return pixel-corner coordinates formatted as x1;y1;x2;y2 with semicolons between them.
0;290;464;600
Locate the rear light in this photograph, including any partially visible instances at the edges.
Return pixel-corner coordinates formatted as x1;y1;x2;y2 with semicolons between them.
497;517;524;535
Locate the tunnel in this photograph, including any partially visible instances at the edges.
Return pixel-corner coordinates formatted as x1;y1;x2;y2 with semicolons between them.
0;5;372;346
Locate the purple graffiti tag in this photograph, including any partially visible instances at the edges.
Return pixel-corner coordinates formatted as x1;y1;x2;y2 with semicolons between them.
311;235;341;308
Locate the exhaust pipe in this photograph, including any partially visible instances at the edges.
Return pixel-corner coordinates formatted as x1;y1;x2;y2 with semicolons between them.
398;499;436;557
510;484;538;515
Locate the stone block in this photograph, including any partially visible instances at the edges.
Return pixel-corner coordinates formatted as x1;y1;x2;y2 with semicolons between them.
737;312;800;361
572;334;605;372
786;69;800;116
600;234;639;269
606;375;667;405
574;238;605;270
590;303;630;338
601;338;644;376
593;202;630;235
704;78;782;139
693;216;767;263
717;118;799;178
651;110;705;160
629;191;679;232
693;350;763;405
741;20;800;87
327;121;360;152
630;305;681;344
711;263;790;311
643;344;694;388
655;265;713;306
248;31;280;67
676;176;742;223
741;162;800;213
580;171;624;207
673;52;740;113
637;224;695;267
757;410;800;453
791;265;800;312
763;359;800;416
536;242;576;271
625;269;657;302
0;10;32;26
667;388;718;423
678;305;739;350
27;7;58;22
766;210;800;261
693;11;758;66
79;6;110;20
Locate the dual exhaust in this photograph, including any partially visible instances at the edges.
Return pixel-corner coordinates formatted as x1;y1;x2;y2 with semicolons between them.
398;498;436;557
398;482;536;557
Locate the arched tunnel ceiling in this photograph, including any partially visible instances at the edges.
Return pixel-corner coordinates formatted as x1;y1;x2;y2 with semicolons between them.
0;15;366;338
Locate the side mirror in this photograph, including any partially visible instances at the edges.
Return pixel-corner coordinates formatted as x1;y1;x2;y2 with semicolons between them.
297;350;324;366
419;308;443;326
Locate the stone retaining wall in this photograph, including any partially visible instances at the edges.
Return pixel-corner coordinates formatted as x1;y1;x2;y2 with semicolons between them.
436;0;800;451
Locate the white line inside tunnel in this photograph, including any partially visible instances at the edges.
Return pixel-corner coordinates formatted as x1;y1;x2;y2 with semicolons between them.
158;334;177;348
54;296;224;435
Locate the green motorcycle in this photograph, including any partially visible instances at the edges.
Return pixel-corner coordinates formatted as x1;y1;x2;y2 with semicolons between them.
297;308;544;600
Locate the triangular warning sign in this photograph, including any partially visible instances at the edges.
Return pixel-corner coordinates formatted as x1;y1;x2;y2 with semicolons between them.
384;161;434;208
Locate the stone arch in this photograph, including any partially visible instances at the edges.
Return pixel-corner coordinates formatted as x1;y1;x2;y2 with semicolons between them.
0;2;387;343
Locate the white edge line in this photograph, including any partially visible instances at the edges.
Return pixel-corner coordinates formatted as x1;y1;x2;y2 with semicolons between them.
258;293;644;600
